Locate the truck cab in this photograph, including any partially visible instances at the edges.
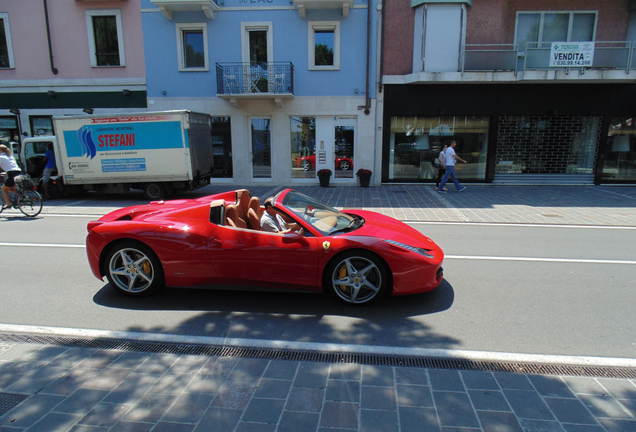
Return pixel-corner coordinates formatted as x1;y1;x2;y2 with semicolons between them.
20;136;58;179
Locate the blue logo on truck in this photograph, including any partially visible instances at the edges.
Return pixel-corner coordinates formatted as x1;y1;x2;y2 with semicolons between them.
77;126;97;159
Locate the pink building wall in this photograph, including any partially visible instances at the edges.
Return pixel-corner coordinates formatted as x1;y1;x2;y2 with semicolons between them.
0;0;145;81
383;0;632;76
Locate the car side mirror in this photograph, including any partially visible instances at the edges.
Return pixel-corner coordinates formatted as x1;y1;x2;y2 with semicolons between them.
282;232;306;244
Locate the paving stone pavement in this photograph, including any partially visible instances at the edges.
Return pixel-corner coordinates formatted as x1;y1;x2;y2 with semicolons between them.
2;184;635;431
0;342;635;432
31;184;636;227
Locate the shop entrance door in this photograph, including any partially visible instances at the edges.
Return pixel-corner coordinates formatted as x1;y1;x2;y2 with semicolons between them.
333;117;355;179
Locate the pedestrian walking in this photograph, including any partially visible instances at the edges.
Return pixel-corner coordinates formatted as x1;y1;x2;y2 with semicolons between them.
437;140;467;193
434;144;448;191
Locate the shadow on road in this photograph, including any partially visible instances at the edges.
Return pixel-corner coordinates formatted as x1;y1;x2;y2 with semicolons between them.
92;280;457;349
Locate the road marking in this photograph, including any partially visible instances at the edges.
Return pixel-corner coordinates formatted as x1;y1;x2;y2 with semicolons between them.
0;242;85;248
1;323;635;368
409;221;636;230
0;243;633;265
40;214;104;218
446;255;636;265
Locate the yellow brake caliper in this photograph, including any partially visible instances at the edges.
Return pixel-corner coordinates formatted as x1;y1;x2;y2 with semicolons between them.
338;265;348;292
142;260;152;276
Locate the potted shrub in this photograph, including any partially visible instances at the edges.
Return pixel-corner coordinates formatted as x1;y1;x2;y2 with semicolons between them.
317;168;332;187
356;168;372;187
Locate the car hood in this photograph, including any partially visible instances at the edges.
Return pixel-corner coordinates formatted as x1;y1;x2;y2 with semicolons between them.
343;210;438;249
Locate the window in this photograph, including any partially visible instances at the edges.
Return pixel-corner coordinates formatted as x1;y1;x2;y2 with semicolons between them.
211;117;232;178
86;9;125;67
388;116;489;181
291;117;316;179
308;21;340;70
0;13;15;69
176;23;208;71
242;22;273;64
604;118;636;182
515;11;596;52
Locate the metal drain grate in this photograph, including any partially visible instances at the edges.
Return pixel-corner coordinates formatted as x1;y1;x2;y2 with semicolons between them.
0;393;28;416
0;332;634;379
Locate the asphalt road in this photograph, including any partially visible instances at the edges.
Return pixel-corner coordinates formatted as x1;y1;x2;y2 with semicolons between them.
0;213;635;359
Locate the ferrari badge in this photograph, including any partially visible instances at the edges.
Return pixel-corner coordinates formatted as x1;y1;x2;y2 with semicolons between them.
322;241;331;251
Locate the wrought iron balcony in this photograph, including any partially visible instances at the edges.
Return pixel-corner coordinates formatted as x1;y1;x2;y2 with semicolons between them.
216;62;294;107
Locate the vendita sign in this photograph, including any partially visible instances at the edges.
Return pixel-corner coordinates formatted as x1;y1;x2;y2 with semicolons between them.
549;42;594;67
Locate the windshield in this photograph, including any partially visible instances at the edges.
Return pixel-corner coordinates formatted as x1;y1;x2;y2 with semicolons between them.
280;191;362;235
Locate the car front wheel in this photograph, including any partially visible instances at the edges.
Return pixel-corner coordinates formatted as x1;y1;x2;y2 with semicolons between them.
325;251;389;305
104;242;164;296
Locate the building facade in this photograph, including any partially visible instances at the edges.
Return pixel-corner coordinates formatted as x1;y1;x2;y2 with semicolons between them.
141;0;379;187
0;0;147;146
381;0;636;185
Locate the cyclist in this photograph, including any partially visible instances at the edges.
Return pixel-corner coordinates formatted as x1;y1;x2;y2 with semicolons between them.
0;144;22;210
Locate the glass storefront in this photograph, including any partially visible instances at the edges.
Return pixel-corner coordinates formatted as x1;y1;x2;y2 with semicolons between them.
334;121;354;179
603;117;636;182
211;117;232;178
496;116;600;176
0;116;18;145
291;116;316;179
29;116;54;136
251;118;271;179
388;116;489;181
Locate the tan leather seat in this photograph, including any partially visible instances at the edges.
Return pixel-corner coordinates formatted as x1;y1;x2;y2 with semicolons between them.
235;189;250;228
247;197;263;230
225;204;246;228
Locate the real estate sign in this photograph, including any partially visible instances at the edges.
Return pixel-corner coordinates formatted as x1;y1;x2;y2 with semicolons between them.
549;42;595;67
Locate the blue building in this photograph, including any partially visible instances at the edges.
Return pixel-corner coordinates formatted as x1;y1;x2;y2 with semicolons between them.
141;0;378;186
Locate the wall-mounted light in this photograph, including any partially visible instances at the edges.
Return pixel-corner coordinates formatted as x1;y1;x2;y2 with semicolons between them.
122;89;130;96
47;90;56;97
9;109;20;115
161;90;167;95
83;108;94;115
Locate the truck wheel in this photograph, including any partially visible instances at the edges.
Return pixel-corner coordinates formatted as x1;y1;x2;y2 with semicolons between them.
143;183;165;200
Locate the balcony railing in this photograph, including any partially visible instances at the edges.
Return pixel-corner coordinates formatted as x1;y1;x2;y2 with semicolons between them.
462;41;634;74
216;62;294;96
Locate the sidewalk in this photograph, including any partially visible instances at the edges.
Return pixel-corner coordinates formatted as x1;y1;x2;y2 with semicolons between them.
39;184;636;227
1;185;635;431
1;334;635;432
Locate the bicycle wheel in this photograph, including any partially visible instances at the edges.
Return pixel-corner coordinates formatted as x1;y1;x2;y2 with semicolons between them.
17;190;43;217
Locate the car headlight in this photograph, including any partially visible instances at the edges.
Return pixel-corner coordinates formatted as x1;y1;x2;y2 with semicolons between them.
385;240;435;259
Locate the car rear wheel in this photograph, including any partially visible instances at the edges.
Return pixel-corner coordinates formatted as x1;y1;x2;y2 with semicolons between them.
325;251;388;305
302;160;312;171
104;242;164;296
339;160;351;171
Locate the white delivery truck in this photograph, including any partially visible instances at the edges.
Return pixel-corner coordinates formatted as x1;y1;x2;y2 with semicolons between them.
19;110;215;200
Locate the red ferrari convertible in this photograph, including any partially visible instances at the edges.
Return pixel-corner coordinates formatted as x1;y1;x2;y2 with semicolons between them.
86;189;444;305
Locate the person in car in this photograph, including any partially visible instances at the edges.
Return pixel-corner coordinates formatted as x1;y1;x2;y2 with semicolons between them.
260;196;304;235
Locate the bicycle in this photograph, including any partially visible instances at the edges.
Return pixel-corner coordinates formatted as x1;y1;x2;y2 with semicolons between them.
0;173;43;217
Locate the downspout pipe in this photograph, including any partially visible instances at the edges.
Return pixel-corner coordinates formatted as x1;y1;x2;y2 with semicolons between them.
363;0;371;115
43;0;59;75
